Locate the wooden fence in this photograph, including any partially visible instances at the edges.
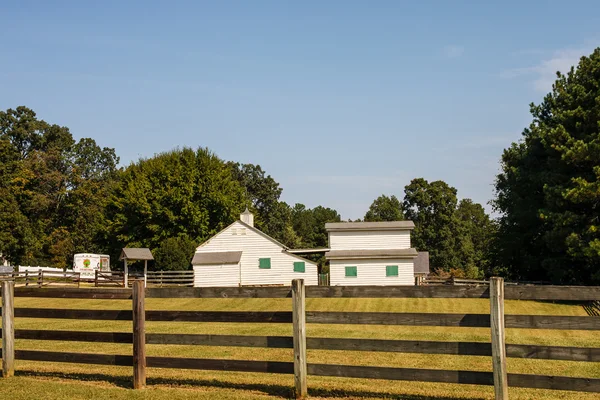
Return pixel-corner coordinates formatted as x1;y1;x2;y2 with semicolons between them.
146;270;194;287
93;270;194;287
1;280;600;399
0;271;80;288
423;277;550;286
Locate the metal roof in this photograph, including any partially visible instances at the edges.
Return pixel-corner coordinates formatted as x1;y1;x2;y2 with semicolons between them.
191;251;243;265
326;248;418;260
286;247;330;254
119;248;154;261
325;221;415;231
414;251;430;274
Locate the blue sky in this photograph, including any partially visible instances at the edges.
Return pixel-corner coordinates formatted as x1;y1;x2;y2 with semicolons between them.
2;1;599;219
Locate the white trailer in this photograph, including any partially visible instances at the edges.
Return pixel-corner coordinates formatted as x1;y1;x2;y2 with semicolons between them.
73;254;110;280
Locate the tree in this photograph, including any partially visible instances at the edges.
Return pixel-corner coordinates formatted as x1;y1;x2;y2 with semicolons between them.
227;162;301;246
105;147;246;262
364;195;403;222
0;106;118;267
153;235;196;271
454;199;496;278
403;178;461;271
494;48;600;284
292;204;341;249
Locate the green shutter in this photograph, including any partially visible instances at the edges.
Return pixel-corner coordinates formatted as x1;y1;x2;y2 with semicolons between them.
259;258;271;269
386;265;399;277
293;261;305;273
345;266;357;277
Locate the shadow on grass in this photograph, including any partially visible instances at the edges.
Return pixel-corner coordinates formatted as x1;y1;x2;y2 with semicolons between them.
14;369;485;400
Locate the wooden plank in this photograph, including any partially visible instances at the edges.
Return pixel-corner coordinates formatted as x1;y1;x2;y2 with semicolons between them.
504;286;600;301
146;311;292;323
306;337;492;355
305;311;600;329
292;279;307;399
145;287;293;299
147;333;293;347
7;284;595;300
14;287;131;299
306;337;600;362
132;280;146;389
306;312;491;327
146;356;294;374
307;363;494;385
15;350;133;366
490;277;508;400
506;344;600;362
508;373;600;393
15;308;132;320
307;286;491;299
14;329;132;343
9;330;599;361
1;281;15;378
505;315;600;330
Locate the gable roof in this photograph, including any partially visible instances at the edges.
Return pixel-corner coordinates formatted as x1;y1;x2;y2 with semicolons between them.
325;221;415;231
195;220;316;265
326;248;418;260
192;251;242;265
119;248;154;261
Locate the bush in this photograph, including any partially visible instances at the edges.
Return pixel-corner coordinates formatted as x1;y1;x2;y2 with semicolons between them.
153;236;196;271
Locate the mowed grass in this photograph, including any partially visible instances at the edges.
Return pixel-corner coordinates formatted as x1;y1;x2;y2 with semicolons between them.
1;296;599;399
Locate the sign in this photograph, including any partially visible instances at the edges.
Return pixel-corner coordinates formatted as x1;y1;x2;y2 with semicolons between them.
73;254;111;279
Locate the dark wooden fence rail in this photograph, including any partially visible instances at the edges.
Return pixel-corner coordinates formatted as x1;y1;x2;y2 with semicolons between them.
1;280;600;399
146;271;194;287
0;271;80;288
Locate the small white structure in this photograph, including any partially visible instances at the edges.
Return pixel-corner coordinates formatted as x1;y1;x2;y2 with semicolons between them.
325;221;418;286
192;209;318;287
73;253;110;279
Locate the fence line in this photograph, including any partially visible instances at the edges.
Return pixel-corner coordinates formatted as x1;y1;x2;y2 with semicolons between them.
0;271;80;288
1;279;600;399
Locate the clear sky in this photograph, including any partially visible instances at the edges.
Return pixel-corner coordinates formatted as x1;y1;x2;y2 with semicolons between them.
2;1;599;219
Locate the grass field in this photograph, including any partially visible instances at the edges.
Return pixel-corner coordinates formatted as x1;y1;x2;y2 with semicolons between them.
1;295;599;399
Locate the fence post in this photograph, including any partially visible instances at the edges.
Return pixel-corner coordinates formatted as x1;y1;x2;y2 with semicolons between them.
37;270;42;288
25;270;29;287
490;277;508;400
292;279;307;399
1;280;15;377
132;279;146;389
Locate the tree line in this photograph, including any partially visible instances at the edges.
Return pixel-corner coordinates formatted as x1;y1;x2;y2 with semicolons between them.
1;48;599;284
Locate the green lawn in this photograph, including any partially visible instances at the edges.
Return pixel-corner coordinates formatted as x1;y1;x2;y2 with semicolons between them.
1;296;599;399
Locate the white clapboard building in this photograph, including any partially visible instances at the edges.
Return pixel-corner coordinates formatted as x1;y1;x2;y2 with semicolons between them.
325;221;418;286
192;209;318;287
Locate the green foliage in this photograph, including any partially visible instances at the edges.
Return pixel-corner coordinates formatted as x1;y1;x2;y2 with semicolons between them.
292;204;341;249
400;179;493;278
403;178;461;270
105;147;246;260
0;106;118;267
153;235;196;271
364;195;403;222
494;48;600;284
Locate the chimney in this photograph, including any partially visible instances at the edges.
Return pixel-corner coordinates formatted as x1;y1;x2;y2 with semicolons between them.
240;207;254;227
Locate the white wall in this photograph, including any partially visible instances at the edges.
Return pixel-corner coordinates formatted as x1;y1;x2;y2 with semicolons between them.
329;230;411;251
193;263;241;287
194;221;318;287
329;259;414;286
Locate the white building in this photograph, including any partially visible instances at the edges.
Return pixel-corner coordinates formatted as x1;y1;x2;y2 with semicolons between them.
325;221;418;286
192;209;318;287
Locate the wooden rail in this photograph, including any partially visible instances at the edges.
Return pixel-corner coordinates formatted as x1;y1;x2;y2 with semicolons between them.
2;280;600;399
146;270;194;287
0;271;80;288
